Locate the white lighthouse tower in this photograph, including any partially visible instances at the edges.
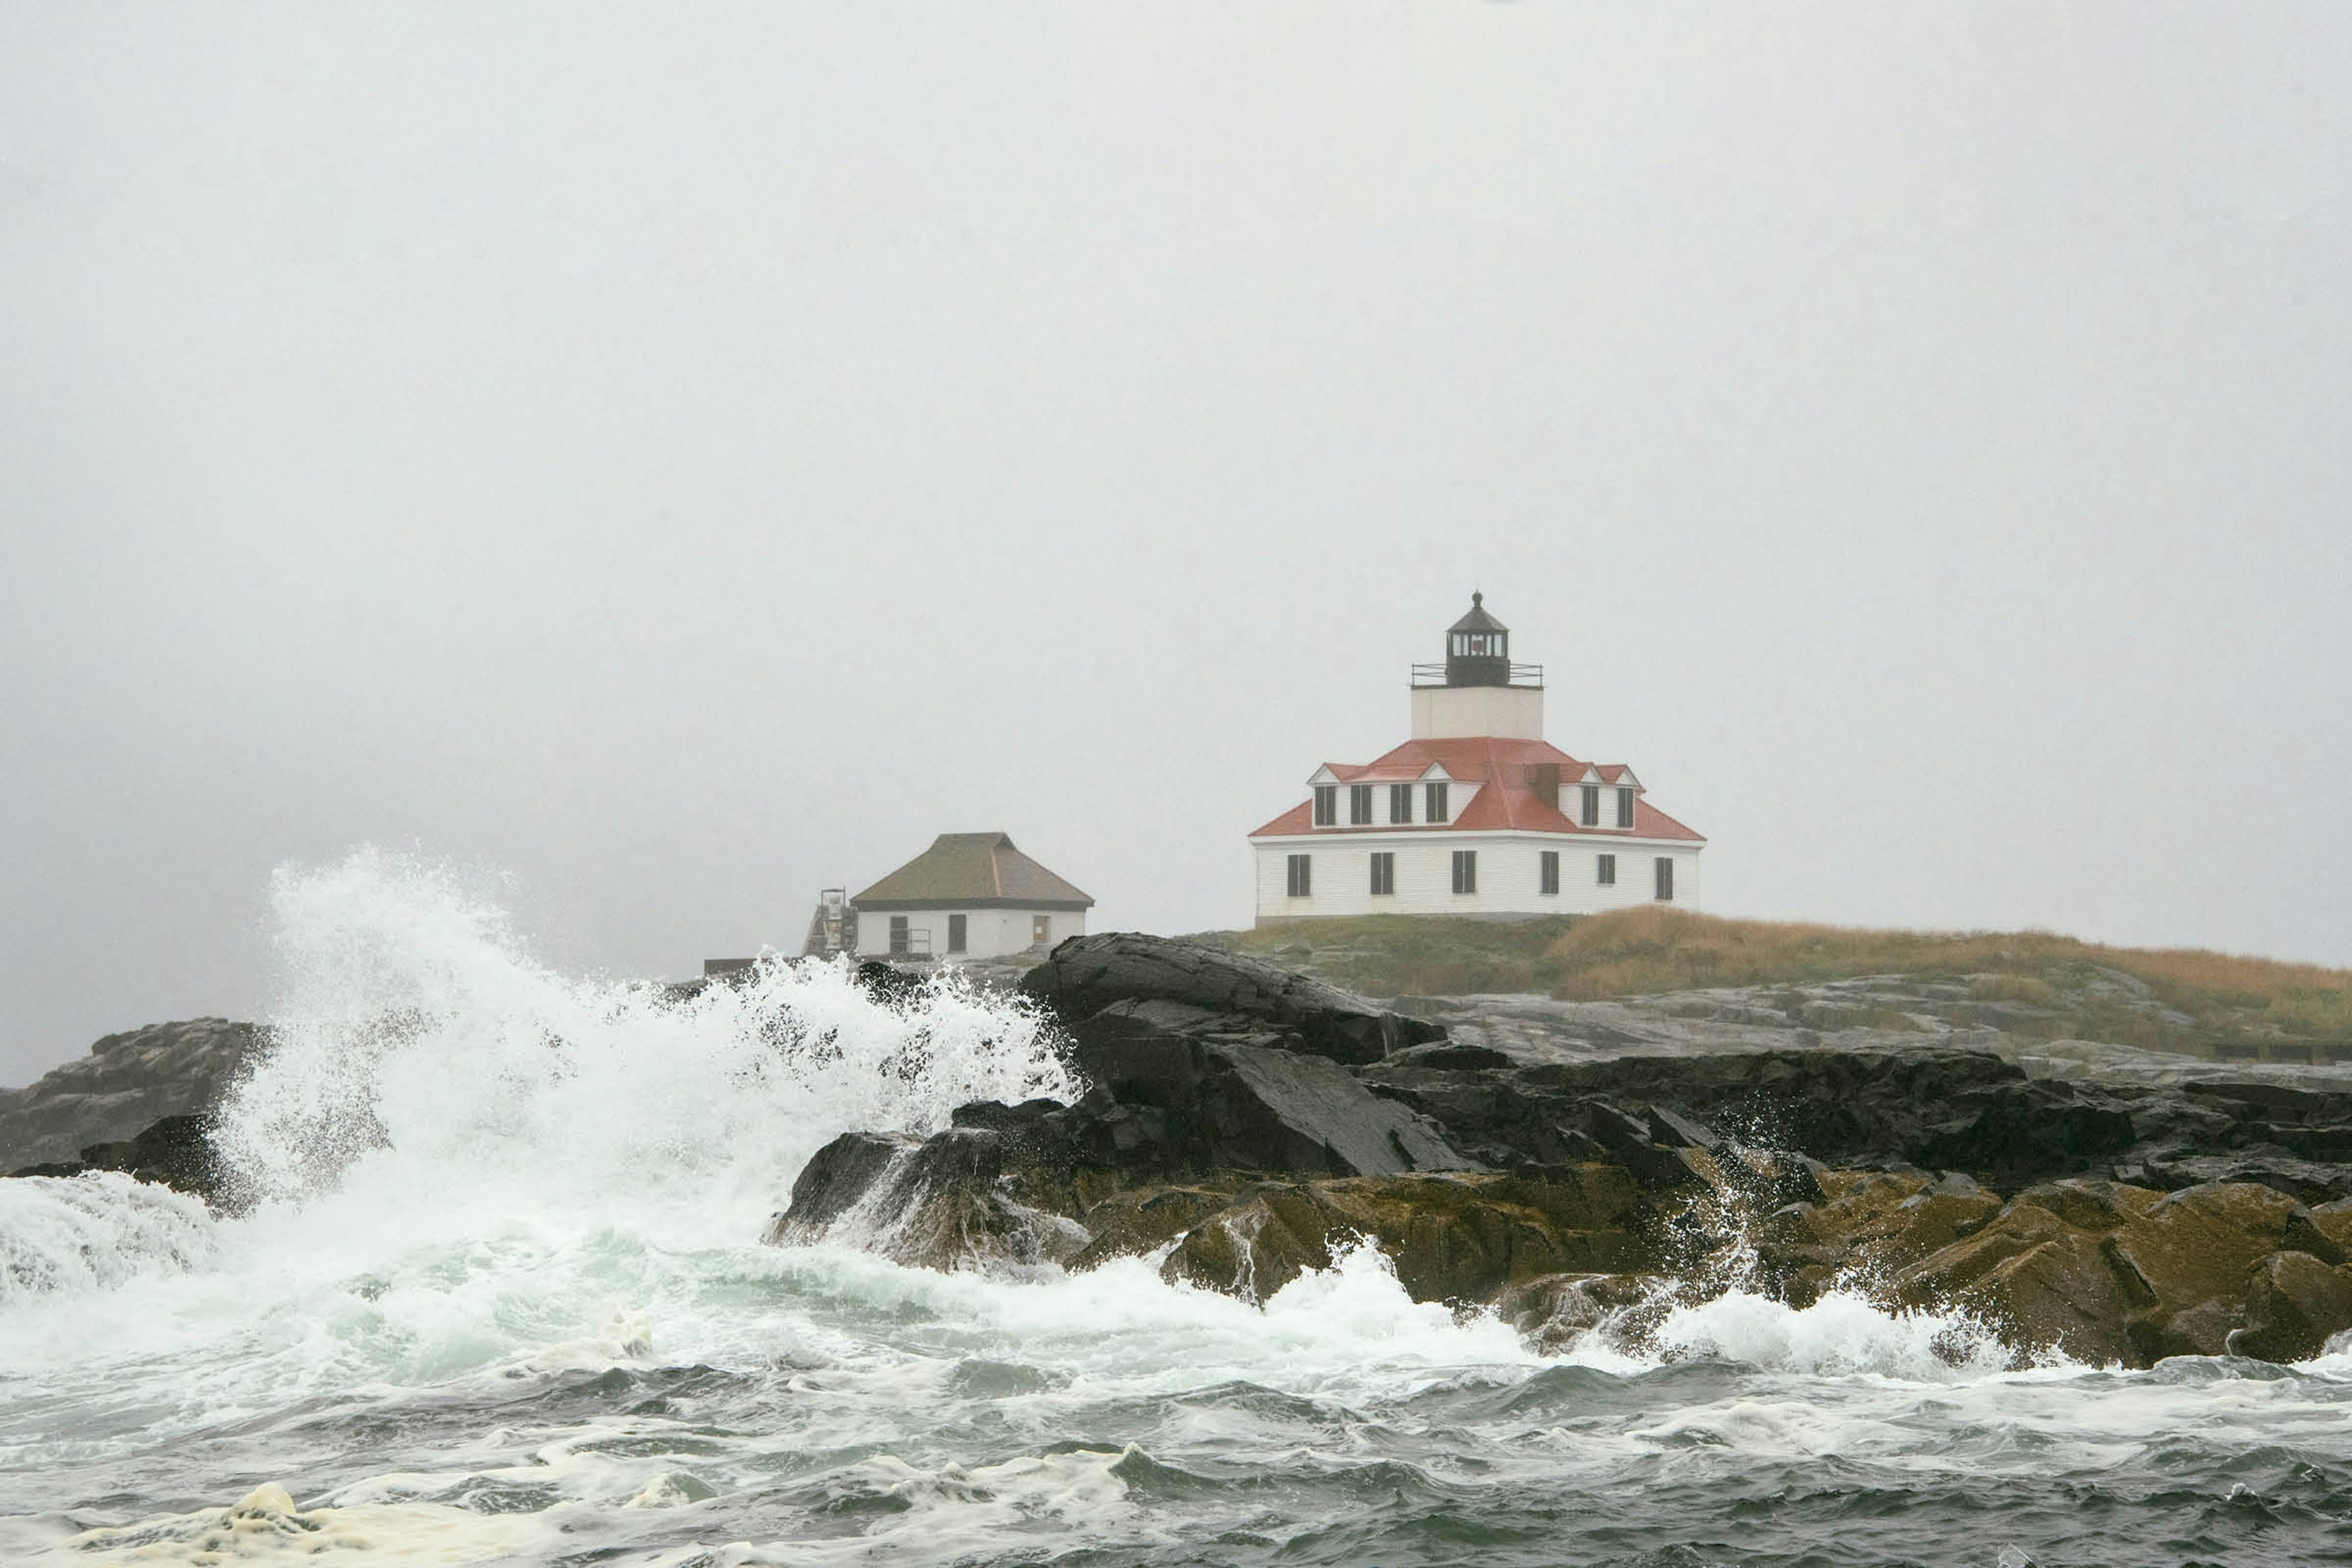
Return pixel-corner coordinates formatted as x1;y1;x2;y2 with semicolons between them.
1248;595;1706;923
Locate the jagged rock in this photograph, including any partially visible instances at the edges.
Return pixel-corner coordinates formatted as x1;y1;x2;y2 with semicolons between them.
1494;1270;1663;1353
7;1114;229;1208
767;1029;1479;1269
757;934;2352;1365
2231;1251;2352;1362
1020;933;1444;1064
1890;1178;2352;1365
1064;1001;1475;1180
762;1128;1085;1272
1155;1169;1653;1304
1067;1185;1240;1271
0;1019;258;1169
78;1115;225;1205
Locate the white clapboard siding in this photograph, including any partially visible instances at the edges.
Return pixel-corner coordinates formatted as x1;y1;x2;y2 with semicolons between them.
854;907;1087;960
1254;835;1700;922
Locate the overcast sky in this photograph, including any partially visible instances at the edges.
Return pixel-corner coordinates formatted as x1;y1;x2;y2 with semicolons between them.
4;2;2347;1082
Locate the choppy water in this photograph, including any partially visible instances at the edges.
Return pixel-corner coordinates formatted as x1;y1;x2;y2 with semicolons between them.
4;851;2350;1566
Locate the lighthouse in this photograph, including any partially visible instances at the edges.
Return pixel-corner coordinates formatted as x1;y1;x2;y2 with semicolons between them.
1248;595;1706;922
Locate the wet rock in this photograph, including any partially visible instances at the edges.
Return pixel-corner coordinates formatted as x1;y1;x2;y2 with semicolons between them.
763;1128;1085;1272
2230;1251;2352;1362
1891;1178;2352;1366
769;1031;1479;1274
852;960;928;1006
1020;933;1444;1065
770;1131;905;1234
1752;1168;2005;1307
1494;1271;1663;1353
6;1113;230;1208
1061;1000;1476;1181
1067;1185;1240;1271
77;1115;224;1205
1156;1169;1653;1305
1916;1082;2138;1184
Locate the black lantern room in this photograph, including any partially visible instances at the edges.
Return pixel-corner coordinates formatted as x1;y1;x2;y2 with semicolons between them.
1444;592;1511;687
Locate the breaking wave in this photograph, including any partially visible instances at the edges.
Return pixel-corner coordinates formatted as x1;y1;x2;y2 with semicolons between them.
8;848;2352;1566
0;1173;214;1300
211;846;1075;1233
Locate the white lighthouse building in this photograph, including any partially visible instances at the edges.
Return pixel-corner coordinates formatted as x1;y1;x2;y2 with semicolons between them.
1249;595;1706;923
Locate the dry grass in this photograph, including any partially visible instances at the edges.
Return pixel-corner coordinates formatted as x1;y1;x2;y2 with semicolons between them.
1227;907;2350;1045
1544;907;2348;1041
1228;914;1579;998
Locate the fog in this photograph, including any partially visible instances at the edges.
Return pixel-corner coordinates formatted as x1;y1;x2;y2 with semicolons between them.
3;2;2346;1081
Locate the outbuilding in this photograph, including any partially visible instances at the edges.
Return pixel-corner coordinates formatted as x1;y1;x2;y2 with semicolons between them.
850;832;1094;960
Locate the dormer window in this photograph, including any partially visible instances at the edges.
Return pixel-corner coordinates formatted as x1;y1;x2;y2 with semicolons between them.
1580;785;1600;826
1313;785;1337;826
1425;782;1449;823
1349;785;1373;824
1389;783;1413;824
1616;787;1635;828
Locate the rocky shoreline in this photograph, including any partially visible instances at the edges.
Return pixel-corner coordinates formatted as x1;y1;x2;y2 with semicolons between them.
777;933;2352;1367
10;935;2352;1366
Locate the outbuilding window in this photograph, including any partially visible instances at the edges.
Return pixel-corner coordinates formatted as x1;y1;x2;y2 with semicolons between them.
947;914;967;953
889;915;911;955
1597;853;1616;886
1370;851;1395;896
1539;851;1559;895
1389;783;1413;823
1313;785;1337;826
1654;857;1675;902
1425;782;1449;823
1287;854;1312;897
1349;784;1373;824
1451;850;1477;894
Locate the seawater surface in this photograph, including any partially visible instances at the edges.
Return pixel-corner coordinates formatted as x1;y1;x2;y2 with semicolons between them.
3;850;2350;1567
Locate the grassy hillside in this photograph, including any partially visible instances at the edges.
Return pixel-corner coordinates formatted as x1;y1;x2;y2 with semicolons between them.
1219;908;2351;1052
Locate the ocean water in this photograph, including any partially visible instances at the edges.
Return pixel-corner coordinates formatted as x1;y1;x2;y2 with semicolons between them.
3;852;2350;1567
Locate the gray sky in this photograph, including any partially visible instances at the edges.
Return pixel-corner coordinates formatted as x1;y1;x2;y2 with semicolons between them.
4;2;2348;1082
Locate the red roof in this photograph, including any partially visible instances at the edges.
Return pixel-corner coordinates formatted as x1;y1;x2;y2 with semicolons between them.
1252;736;1705;842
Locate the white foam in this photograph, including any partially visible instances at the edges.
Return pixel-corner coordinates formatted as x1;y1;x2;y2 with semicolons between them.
0;1172;214;1302
1645;1287;2024;1381
40;1480;549;1564
690;1448;1140;1567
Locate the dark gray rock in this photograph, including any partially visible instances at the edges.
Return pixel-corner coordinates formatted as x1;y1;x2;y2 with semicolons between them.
766;1009;1477;1259
1061;997;1474;1180
1020;933;1444;1064
763;1127;1086;1271
0;1019;258;1170
1207;1042;1471;1179
7;1114;230;1208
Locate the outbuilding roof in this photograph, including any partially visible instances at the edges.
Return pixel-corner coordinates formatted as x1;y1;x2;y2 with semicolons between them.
851;832;1096;912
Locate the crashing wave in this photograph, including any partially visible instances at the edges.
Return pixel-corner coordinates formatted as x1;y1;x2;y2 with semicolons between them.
0;1171;214;1299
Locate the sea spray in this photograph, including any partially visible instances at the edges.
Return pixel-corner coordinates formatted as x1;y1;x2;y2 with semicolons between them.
10;851;2352;1564
211;847;1076;1233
